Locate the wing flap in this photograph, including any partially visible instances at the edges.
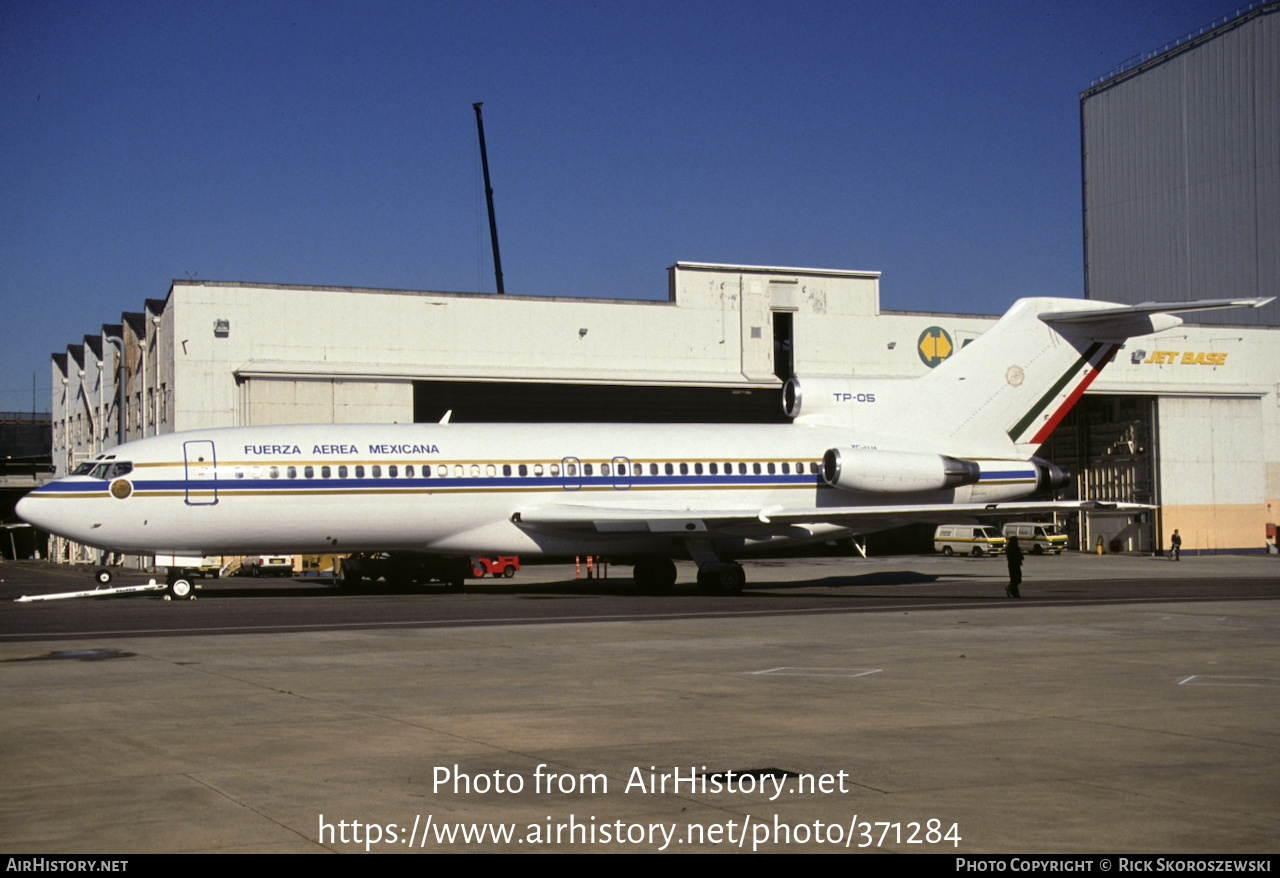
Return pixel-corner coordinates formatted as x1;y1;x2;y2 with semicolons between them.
514;500;1151;536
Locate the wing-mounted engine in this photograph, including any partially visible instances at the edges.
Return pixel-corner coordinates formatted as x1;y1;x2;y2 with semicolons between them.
821;447;981;494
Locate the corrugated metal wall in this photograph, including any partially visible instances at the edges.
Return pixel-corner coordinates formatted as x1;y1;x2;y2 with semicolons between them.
1082;3;1279;326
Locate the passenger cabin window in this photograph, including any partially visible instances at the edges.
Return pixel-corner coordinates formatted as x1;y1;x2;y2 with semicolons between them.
503;465;512;476
355;465;365;478
287;466;297;479
389;465;398;478
269;466;280;479
304;466;315;479
518;465;528;476
338;466;348;478
372;465;382;478
321;465;331;478
405;465;414;477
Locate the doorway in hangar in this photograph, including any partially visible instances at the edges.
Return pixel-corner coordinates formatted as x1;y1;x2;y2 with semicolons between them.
413;381;789;424
1035;394;1158;554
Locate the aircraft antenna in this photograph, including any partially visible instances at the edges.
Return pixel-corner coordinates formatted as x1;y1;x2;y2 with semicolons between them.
472;102;505;295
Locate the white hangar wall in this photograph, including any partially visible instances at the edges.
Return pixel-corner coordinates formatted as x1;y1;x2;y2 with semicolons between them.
164;263;883;430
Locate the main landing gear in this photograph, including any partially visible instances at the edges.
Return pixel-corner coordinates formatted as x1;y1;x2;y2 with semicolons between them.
695;563;746;595
631;558;747;594
632;557;677;592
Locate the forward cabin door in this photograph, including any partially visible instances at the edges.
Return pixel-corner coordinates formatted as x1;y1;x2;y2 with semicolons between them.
183;440;219;506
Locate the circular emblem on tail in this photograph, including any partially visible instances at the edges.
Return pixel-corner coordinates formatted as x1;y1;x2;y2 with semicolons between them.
917;326;953;368
109;479;133;500
1006;366;1025;387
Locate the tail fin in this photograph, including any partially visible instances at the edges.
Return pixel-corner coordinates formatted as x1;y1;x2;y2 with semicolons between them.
914;296;1271;459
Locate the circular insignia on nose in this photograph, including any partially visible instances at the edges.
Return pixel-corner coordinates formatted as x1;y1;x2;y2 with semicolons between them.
1006;366;1025;387
110;479;133;500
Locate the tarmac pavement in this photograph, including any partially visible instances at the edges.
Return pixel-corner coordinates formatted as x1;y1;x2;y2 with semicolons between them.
0;553;1276;853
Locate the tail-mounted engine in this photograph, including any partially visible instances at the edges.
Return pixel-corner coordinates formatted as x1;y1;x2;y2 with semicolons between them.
820;448;1070;496
821;448;981;494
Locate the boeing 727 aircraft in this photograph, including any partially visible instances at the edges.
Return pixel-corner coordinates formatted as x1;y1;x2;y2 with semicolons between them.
18;295;1271;598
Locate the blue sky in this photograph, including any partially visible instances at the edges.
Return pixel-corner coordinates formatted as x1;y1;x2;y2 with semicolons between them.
0;0;1230;410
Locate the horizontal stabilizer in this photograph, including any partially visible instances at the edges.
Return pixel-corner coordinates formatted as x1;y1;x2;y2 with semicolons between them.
1039;297;1274;326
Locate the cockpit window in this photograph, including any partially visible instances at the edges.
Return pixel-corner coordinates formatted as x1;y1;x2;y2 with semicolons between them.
71;463;95;476
89;461;133;479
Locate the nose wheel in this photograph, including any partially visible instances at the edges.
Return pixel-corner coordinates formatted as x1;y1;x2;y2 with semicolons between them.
166;570;196;600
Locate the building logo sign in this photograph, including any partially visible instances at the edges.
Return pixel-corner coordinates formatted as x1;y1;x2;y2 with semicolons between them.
1132;350;1229;366
917;327;953;368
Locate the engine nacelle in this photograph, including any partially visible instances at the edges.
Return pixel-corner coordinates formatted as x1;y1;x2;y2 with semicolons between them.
822;447;981;494
784;377;882;420
1032;457;1071;491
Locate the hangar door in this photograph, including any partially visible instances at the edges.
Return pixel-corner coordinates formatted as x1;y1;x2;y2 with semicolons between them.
239;378;413;426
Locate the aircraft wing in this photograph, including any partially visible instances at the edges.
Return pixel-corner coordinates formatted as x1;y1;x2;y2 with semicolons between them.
513;500;1150;537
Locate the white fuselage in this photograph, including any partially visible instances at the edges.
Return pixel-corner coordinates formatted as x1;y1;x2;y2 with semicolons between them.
18;421;1041;558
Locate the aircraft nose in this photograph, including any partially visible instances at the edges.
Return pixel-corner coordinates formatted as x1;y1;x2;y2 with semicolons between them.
16;491;51;530
15;487;77;538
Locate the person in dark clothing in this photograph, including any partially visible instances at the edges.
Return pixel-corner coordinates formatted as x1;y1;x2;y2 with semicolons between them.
1005;535;1023;598
1170;529;1182;561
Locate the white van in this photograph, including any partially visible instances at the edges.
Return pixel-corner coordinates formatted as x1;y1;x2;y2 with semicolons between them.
934;525;1005;556
1001;522;1068;555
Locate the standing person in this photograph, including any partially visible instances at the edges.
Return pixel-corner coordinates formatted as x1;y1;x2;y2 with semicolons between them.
1005;535;1023;598
1170;529;1182;561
